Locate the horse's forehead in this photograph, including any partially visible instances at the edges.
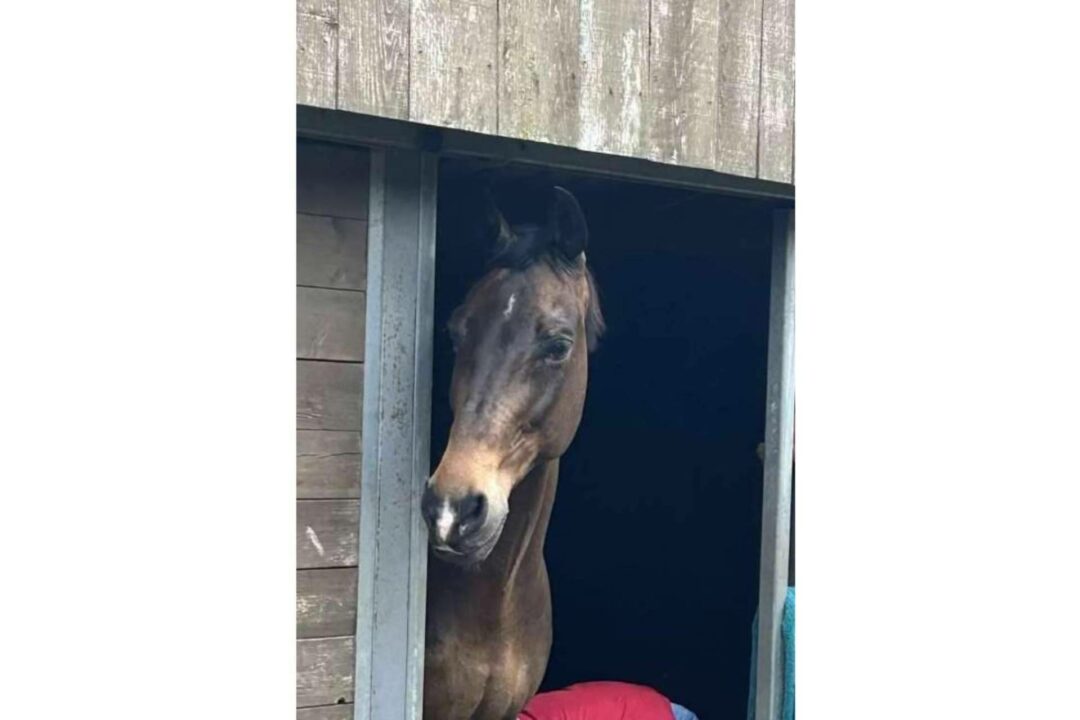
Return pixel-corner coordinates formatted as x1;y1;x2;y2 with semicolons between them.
472;265;575;316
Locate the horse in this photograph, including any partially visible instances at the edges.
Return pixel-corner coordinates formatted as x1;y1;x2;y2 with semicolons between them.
420;185;605;720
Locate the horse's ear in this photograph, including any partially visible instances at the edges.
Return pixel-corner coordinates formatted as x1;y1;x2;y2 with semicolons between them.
548;186;588;260
483;188;515;255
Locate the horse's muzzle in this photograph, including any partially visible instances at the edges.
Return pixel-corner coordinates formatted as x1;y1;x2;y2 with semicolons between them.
421;486;505;565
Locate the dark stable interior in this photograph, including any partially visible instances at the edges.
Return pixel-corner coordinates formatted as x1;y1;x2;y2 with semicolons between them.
430;159;776;719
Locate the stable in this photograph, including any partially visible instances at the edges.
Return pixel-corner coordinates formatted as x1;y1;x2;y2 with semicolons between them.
295;3;794;719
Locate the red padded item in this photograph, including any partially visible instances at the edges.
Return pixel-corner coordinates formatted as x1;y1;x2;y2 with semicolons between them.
518;681;675;720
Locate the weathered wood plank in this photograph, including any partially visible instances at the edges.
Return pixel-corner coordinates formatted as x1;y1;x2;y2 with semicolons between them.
646;0;721;168
297;143;370;220
298;0;338;17
715;0;763;176
297;11;338;110
298;430;361;498
297;361;363;431
297;214;368;291
758;0;795;183
338;0;410;118
297;636;355;707
576;0;649;157
298;704;354;720
297;500;360;569
297;287;366;362
298;567;358;638
409;0;498;134
498;0;581;147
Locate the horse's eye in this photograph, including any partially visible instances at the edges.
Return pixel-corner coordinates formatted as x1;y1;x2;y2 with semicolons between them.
541;337;573;364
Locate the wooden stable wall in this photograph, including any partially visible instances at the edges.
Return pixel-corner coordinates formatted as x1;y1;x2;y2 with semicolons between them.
296;140;369;718
296;0;794;183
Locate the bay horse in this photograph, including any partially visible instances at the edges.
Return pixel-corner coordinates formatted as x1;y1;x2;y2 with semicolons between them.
421;186;604;720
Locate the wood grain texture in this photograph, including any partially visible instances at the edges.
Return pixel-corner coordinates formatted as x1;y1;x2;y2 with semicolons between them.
297;500;360;568
338;0;410;117
297;636;355;707
297;0;794;179
298;0;338;17
646;0;721;168
296;0;795;179
715;0;763;176
297;143;370;220
297;214;368;291
758;0;794;182
298;704;354;720
298;567;359;638
297;11;338;109
498;0;581;147
298;430;362;498
577;0;649;157
297;287;366;361
409;0;498;133
297;361;363;431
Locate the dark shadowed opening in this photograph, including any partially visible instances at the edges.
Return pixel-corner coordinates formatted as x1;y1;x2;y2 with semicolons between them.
431;159;776;720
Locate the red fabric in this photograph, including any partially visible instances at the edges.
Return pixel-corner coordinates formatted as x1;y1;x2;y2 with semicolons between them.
518;681;674;720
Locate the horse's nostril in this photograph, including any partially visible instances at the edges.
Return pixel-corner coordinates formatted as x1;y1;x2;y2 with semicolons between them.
457;493;487;527
423;488;488;543
420;487;441;527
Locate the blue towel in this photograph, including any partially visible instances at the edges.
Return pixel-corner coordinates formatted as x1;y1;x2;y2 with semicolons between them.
747;587;795;720
670;702;699;720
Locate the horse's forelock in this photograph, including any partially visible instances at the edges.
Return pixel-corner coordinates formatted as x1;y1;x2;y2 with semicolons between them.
486;224;604;353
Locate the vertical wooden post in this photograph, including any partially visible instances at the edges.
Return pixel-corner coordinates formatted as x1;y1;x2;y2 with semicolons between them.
354;148;438;720
754;208;795;720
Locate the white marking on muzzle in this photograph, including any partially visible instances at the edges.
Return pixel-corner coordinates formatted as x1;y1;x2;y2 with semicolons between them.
503;293;516;318
435;500;456;543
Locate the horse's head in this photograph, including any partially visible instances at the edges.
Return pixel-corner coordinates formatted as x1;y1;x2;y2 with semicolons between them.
422;186;604;566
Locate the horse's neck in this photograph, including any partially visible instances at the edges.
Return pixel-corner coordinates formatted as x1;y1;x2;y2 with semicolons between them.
429;459;559;624
487;458;559;588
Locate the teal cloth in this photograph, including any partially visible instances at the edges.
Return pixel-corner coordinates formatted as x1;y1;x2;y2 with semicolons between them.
746;587;795;720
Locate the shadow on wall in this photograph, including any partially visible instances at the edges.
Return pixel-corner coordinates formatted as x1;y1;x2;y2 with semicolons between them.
431;166;775;720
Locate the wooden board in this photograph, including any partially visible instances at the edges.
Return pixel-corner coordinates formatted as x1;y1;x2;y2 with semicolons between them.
297;636;355;707
757;0;795;182
297;143;370;220
576;0;649;157
297;287;366;361
297;361;363;431
409;0;498;134
298;0;338;16
338;0;410;118
498;0;581;147
297;214;368;291
298;704;354;720
646;0;721;168
297;10;338;109
298;1;796;181
715;0;762;176
298;430;362;498
298;567;359;638
297;500;360;569
295;139;368;714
